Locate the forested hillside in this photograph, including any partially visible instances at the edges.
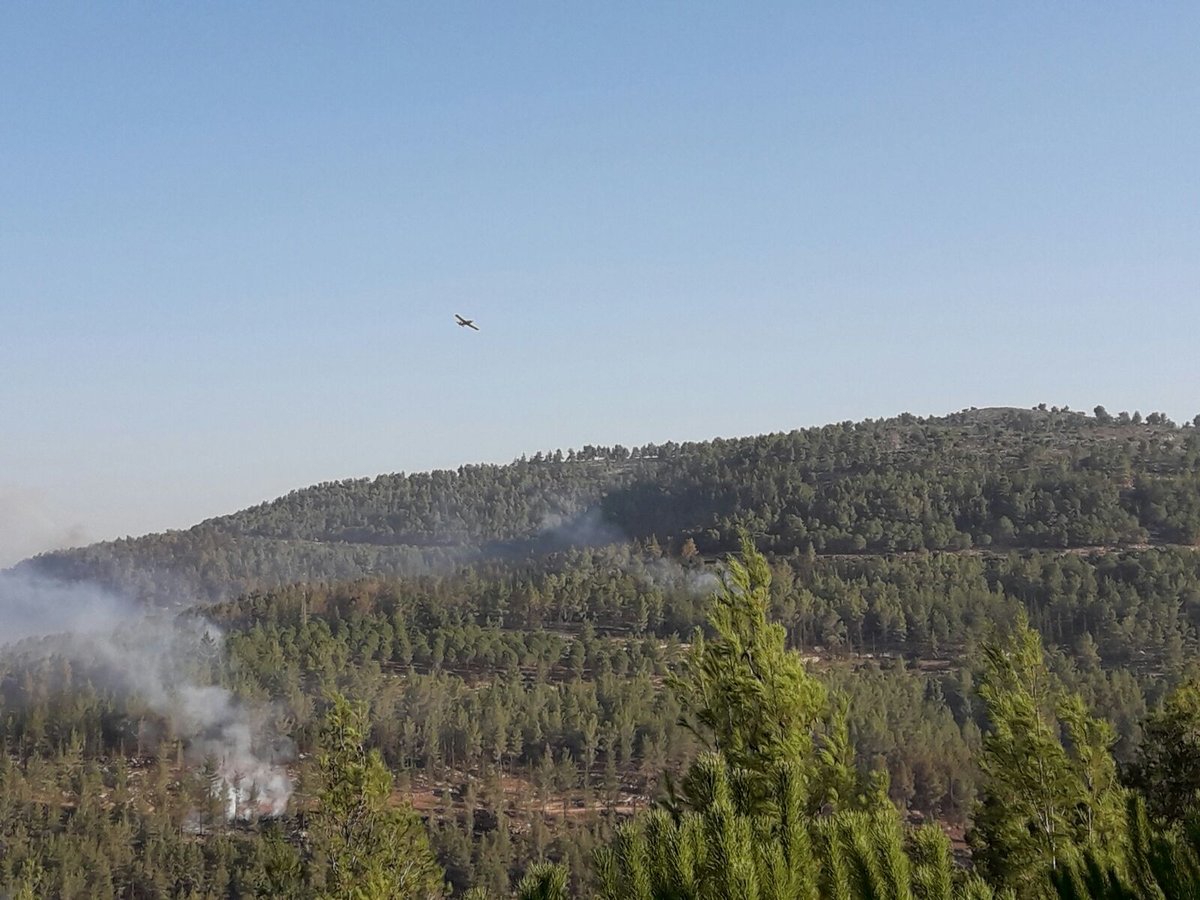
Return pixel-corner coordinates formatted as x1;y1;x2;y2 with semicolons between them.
17;405;1200;603
4;405;1200;896
3;538;1199;897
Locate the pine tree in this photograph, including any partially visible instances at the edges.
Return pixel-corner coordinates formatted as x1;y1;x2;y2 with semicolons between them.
971;616;1127;896
516;862;571;900
595;755;818;900
593;540;985;900
1051;795;1200;900
1125;678;1200;826
596;756;991;900
308;692;445;899
671;534;875;810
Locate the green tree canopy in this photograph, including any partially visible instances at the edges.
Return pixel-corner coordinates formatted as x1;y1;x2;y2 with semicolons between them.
1126;678;1200;827
971;616;1126;896
672;535;882;812
309;692;445;899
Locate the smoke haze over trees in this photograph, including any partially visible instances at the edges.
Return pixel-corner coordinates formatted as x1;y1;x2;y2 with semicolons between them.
17;406;1200;604
1;406;1199;896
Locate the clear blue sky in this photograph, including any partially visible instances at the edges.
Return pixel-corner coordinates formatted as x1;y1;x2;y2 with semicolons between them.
2;3;1198;563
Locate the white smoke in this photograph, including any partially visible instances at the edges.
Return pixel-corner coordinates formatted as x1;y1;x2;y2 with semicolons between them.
174;681;293;819
537;507;626;549
0;570;292;819
642;556;720;597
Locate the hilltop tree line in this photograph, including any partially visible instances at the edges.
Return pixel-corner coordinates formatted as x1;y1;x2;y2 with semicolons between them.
20;407;1200;604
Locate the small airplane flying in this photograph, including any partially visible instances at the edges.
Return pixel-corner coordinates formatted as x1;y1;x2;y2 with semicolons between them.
455;314;479;331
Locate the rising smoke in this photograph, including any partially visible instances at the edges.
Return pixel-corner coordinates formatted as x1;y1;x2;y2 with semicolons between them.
0;570;292;819
536;507;627;550
536;503;721;596
643;557;720;597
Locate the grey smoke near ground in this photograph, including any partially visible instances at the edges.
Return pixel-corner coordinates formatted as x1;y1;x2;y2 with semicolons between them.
535;504;720;595
0;570;292;818
0;569;133;641
0;486;89;569
643;557;720;597
537;507;626;549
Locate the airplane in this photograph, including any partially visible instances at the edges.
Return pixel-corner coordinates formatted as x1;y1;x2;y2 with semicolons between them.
455;314;480;331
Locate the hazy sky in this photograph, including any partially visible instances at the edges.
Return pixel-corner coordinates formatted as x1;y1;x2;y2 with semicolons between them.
2;3;1198;564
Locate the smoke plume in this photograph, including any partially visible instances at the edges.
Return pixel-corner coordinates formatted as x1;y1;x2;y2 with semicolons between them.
537;507;626;550
0;570;292;819
643;556;720;597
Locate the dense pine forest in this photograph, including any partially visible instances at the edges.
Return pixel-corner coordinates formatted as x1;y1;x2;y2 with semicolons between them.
2;405;1200;897
21;405;1200;604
